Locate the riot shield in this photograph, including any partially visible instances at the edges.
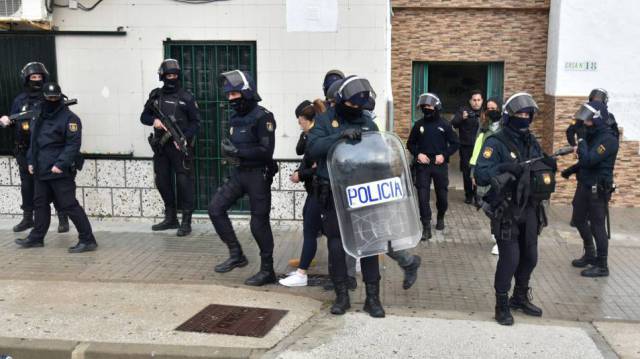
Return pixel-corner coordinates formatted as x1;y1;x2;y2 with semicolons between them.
327;132;421;259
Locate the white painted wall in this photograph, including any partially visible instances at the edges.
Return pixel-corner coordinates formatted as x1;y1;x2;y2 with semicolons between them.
545;0;640;140
51;0;389;158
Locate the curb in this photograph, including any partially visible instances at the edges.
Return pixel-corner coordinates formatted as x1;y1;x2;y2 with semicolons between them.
0;337;266;359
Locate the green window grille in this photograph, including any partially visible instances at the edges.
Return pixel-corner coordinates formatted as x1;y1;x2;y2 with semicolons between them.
164;41;257;213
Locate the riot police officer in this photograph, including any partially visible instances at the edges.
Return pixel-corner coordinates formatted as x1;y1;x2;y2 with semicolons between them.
566;89;619;148
568;101;618;277
15;83;97;253
141;59;200;236
407;93;459;240
209;70;278;287
323;70;344;102
307;75;386;318
475;92;557;326
0;62;69;233
452;90;483;204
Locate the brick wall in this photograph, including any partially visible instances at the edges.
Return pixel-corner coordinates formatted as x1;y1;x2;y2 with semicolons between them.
545;95;640;207
390;4;550;139
0;157;307;221
392;0;550;9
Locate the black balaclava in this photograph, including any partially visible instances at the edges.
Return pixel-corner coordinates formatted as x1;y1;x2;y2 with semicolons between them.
162;76;180;93
336;102;363;122
27;79;44;94
230;96;257;116
422;107;438;121
43;99;62;114
507;113;532;134
487;110;501;122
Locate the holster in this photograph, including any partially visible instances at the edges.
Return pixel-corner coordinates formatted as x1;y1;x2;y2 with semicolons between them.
312;177;332;208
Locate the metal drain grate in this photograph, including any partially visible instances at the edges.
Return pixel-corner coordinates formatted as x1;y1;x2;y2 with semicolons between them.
176;304;288;338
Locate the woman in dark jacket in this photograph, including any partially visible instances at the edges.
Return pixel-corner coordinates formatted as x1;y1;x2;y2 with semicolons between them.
279;99;326;287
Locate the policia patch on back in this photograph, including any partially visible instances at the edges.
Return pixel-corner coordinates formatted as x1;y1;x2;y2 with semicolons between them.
483;147;493;159
68;123;78;132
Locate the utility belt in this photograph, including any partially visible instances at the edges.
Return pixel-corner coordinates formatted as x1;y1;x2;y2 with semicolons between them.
232;160;278;182
581;180;615;202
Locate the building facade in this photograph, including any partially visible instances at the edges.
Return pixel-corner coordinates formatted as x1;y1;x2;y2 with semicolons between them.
391;0;640;207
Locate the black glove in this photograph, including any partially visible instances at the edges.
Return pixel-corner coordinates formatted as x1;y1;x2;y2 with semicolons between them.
221;139;239;156
341;128;362;141
541;153;558;172
575;125;586;141
561;167;573;179
497;162;523;177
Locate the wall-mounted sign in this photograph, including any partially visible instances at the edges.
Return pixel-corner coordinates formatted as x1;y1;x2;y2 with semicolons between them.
286;0;338;33
564;61;598;72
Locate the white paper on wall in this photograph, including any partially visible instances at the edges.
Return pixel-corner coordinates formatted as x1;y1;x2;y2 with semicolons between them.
286;0;338;33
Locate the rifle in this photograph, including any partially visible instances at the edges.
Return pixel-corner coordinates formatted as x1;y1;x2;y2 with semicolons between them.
146;98;190;160
8;99;78;124
479;146;574;219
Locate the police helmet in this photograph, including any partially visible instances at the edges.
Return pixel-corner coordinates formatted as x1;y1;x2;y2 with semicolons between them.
158;59;181;80
335;76;376;111
220;69;261;101
20;62;49;84
589;88;609;104
323;69;345;96
503;92;539;116
416;93;442;111
42;82;62;100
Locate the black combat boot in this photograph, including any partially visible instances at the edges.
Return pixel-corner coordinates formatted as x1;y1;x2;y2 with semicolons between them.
363;281;385;318
330;281;351;315
435;214;445;231
214;241;248;273
421;223;432;241
14;237;44;248
152;207;179;231
571;246;597;268
402;255;421;290
176;211;192;237
244;255;277;286
57;214;69;233
509;286;543;317
13;210;34;232
581;256;609;277
495;292;514;326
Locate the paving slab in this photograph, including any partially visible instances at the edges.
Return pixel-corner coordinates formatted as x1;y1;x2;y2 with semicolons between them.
274;312;605;359
0;279;321;350
594;321;640;358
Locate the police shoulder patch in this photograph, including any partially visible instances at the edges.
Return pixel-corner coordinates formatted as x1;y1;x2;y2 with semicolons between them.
21;121;29;131
597;144;606;155
68;122;78;132
571;119;576;126
266;121;274;132
510;152;517;159
331;119;339;128
419;126;424;134
483;147;493;159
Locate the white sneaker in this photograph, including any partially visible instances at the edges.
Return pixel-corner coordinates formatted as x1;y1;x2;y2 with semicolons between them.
286;270;297;277
491;244;499;256
279;272;308;287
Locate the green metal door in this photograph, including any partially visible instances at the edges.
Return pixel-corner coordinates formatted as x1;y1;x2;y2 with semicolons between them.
164;41;256;212
411;62;428;124
0;34;57;155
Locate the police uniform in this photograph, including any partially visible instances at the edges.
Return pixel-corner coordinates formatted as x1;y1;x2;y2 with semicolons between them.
5;64;69;234
140;72;200;236
571;102;618;277
407;110;459;234
17;84;96;253
209;69;278;287
452;106;480;202
475;92;556;326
